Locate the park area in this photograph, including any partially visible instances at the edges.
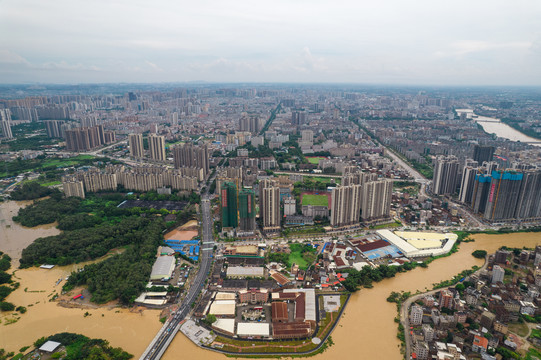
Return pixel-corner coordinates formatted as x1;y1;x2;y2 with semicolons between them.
301;192;330;207
288;243;318;269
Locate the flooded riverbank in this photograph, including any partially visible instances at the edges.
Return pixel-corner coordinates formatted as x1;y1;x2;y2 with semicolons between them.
0;200;60;265
456;109;541;147
2;195;539;359
0;200;162;355
0;265;162;355
162;232;541;360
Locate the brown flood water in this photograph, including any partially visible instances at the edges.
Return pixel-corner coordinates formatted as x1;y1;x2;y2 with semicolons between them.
1;198;540;360
0;200;161;354
0;200;60;265
161;232;541;360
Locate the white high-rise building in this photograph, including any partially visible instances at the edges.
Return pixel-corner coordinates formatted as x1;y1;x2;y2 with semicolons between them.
433;155;460;196
410;304;423;325
259;179;281;234
284;196;296;216
0;109;13;139
148;134;166;162
361;179;393;222
459;163;480;205
128;133;144;158
330;184;362;228
492;265;505;284
301;130;314;143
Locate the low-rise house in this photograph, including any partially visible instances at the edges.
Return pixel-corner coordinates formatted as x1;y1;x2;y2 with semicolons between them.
472;335;488;353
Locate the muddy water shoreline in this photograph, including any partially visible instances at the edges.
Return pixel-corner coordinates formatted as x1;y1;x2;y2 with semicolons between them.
0;200;162;355
0;200;60;265
160;232;541;360
1;198;540;359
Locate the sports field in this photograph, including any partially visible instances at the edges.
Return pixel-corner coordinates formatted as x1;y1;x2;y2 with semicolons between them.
306;156;326;165
301;194;329;207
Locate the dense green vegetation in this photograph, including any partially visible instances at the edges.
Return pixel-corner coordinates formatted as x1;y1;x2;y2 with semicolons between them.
0;154;101;179
472;250;487;259
13;192;81;227
133;189;201;204
20;216;157;267
10;181;58;200
432;266;479;289
6;135;61;151
267;243;317;270
63;218;165;303
13;192;194;304
409;157;433;179
340;264;411;292
33;332;132;360
0;252;23;313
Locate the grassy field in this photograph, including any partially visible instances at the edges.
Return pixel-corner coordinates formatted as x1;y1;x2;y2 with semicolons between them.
508;322;530;337
304;175;341;184
41;155;95;168
306;156;326;165
289;251;309;269
302;194;329;207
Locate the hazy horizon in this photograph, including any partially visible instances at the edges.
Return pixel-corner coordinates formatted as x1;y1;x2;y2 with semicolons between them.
1;0;540;86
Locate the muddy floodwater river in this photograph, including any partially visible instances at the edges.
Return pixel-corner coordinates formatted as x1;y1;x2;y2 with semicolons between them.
1;197;540;359
0;200;161;355
161;232;541;360
0;200;60;264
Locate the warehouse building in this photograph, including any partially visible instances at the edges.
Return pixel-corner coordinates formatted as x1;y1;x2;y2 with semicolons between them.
150;255;176;281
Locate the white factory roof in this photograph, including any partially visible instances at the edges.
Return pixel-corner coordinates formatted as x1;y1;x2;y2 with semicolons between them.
150;256;176;280
134;292;168;306
236;322;270;337
352;262;371;271
283;288;316;321
213;318;235;334
226;266;265;278
39;341;61;353
376;230;457;258
209;300;236;316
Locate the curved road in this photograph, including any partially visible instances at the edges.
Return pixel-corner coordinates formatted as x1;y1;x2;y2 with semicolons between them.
140;195;215;360
400;255;488;359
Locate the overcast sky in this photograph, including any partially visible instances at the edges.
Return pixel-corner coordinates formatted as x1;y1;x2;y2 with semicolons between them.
1;0;540;85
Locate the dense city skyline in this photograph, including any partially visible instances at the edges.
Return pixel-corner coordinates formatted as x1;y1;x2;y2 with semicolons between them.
1;0;541;85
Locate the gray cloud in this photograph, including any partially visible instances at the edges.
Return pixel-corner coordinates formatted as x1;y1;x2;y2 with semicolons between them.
0;0;540;85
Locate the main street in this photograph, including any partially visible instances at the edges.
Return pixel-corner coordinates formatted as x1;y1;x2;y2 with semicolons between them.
140;194;215;360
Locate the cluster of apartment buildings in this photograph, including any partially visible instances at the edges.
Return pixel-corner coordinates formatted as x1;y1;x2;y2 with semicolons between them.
433;150;541;222
65;124;116;151
62;164;199;198
330;171;393;228
408;246;541;360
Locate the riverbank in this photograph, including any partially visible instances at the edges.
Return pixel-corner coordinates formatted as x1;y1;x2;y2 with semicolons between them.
161;232;541;360
0;263;162;356
455;109;541;147
399;253;490;358
0;200;60;266
0;200;163;356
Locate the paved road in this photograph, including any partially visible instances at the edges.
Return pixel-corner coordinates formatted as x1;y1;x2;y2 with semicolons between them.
274;170;419;183
400;255;488;359
140;195;215;360
384;147;427;184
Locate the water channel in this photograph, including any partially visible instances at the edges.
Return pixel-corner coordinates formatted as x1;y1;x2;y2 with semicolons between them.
455;109;541;147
